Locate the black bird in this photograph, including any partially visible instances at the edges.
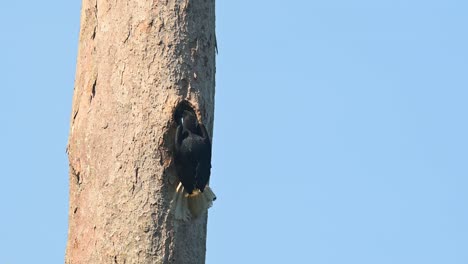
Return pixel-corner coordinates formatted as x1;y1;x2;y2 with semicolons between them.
174;110;212;194
172;109;216;220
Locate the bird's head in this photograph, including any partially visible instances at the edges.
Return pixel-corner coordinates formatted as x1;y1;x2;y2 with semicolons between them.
181;110;198;132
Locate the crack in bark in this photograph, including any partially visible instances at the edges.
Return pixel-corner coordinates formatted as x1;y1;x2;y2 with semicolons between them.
90;77;97;103
70;163;82;186
135;167;139;184
91;0;98;40
91;27;96;40
120;64;126;85
123;26;131;43
73;108;79;120
131;167;139;195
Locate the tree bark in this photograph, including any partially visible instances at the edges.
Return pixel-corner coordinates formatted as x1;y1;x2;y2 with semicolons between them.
65;0;216;263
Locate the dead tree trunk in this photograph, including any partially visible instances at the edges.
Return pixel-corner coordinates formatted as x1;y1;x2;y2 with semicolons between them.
65;0;216;263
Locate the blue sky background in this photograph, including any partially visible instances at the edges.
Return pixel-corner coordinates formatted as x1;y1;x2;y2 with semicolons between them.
1;0;467;263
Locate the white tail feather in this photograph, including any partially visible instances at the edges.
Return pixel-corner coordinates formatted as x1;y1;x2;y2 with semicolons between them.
172;183;216;221
172;182;191;221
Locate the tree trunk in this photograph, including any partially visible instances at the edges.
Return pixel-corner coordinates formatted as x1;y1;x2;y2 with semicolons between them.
65;0;216;263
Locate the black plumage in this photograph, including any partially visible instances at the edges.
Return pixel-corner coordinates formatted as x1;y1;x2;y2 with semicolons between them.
174;110;212;194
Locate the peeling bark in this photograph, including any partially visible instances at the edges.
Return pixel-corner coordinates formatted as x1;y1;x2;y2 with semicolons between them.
66;0;216;263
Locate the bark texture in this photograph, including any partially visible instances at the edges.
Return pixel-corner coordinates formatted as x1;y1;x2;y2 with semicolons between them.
66;0;215;263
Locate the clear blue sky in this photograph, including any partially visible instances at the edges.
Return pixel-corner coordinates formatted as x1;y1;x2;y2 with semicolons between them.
1;0;467;263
